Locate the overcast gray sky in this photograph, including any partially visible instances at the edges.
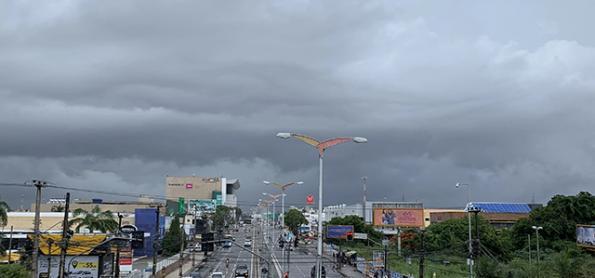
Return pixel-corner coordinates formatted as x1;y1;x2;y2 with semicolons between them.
1;0;594;210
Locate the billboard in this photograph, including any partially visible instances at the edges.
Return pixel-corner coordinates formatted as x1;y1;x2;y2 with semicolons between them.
576;225;595;249
373;208;424;228
326;225;354;239
189;199;218;214
38;255;100;278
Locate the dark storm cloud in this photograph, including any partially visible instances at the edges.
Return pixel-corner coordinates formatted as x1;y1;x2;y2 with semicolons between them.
1;0;594;208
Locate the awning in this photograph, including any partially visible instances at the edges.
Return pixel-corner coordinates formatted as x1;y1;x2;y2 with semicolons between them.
30;234;108;255
345;251;357;256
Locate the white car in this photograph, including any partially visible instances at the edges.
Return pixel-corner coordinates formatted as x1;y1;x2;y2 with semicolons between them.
211;272;224;278
243;240;252;247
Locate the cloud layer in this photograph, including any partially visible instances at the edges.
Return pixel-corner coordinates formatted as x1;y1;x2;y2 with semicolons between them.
1;0;594;209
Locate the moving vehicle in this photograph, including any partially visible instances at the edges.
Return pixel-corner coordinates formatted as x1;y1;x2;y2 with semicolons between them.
234;264;249;277
211;272;224;278
192;243;202;252
244;239;252;247
223;240;233;248
187;271;202;278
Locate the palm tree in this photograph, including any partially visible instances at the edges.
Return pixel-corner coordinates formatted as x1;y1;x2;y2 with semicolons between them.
0;200;9;227
69;206;118;233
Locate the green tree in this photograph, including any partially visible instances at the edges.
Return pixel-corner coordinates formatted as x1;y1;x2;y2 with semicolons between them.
284;209;308;235
68;206;118;233
162;215;186;256
0;264;29;278
327;215;383;242
511;192;595;250
212;205;234;232
0;200;8;254
0;200;9;227
423;216;513;259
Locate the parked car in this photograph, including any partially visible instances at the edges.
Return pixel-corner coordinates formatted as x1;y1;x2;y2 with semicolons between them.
244;239;252;247
211;272;224;278
223;240;233;248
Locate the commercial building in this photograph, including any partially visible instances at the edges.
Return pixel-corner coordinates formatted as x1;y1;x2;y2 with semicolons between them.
429;202;539;228
165;176;240;208
324;203;363;220
34;198;161;213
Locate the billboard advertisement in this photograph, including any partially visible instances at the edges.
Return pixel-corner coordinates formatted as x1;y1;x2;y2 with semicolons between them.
38;255;99;278
576;225;595;249
189;199;217;214
373;208;424;228
326;225;354;239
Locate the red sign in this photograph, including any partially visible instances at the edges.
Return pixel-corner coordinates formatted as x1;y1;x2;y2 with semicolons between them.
306;194;314;205
185;183;193;189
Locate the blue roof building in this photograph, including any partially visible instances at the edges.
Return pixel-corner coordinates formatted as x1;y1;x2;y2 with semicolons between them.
466;202;532;214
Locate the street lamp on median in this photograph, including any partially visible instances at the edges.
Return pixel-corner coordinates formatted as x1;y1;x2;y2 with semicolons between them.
264;180;304;227
276;132;367;278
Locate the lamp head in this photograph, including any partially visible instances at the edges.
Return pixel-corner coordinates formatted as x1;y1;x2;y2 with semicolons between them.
455;182;461;188
296;181;304;185
263;181;271;184
276;133;291;139
353;137;368;143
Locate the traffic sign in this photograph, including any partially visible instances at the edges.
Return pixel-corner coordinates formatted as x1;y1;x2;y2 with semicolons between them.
306;194;314;205
353;233;368;240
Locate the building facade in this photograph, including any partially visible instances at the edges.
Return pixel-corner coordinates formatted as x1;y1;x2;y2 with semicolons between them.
165;176;240;208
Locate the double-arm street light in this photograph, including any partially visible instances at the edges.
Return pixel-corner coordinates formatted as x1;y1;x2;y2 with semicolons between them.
264;180;304;227
276;132;367;278
262;193;281;248
262;193;282;226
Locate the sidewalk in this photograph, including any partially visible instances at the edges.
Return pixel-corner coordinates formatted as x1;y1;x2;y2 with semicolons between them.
323;253;364;278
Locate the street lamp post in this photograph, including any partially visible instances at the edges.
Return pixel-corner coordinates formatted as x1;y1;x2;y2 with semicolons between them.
264;181;304;228
456;182;473;278
532;226;543;278
263;193;280;251
277;132;367;278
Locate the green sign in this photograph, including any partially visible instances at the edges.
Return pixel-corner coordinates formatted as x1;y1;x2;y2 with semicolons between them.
212;191;222;205
178;197;186;214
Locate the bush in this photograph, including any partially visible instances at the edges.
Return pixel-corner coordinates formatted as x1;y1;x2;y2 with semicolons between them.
0;264;29;278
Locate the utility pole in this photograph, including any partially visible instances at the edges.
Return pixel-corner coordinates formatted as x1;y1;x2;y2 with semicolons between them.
285;239;291;278
58;192;70;278
362;176;367;223
47;238;54;277
192;207;197;267
384;243;389;274
8;225;13;264
32;179;47;278
152;204;161;277
528;234;532;265
419;230;425;278
114;213;123;278
397;228;402;257
178;214;185;277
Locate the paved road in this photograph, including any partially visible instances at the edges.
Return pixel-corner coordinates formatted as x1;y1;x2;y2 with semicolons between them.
187;224;262;278
270;238;344;278
182;221;354;278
